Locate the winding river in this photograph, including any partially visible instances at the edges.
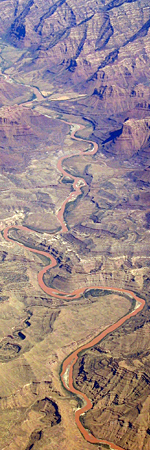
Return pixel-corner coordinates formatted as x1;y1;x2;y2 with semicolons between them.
3;109;145;450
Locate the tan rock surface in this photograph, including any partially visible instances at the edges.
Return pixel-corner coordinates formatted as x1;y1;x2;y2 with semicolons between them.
0;0;150;449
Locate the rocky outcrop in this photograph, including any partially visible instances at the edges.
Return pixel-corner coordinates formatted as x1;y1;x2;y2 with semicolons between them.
103;118;150;158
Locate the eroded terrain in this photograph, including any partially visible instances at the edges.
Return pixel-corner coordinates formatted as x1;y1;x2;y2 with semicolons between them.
0;1;150;449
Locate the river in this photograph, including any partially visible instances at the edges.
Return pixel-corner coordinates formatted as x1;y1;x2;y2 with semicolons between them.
2;78;145;450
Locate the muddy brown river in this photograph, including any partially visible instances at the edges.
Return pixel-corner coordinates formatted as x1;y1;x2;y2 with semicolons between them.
3;113;145;450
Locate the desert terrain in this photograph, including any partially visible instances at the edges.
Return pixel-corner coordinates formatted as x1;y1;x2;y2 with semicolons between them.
0;1;150;450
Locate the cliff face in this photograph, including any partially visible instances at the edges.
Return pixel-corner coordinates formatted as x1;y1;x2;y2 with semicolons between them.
0;0;150;88
115;118;150;156
102;117;150;158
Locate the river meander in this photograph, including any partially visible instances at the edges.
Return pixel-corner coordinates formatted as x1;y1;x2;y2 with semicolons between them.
3;81;145;450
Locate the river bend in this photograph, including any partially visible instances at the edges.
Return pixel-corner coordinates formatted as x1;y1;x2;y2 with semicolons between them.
3;114;145;450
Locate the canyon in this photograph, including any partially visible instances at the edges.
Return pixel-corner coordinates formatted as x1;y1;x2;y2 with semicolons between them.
0;1;150;449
